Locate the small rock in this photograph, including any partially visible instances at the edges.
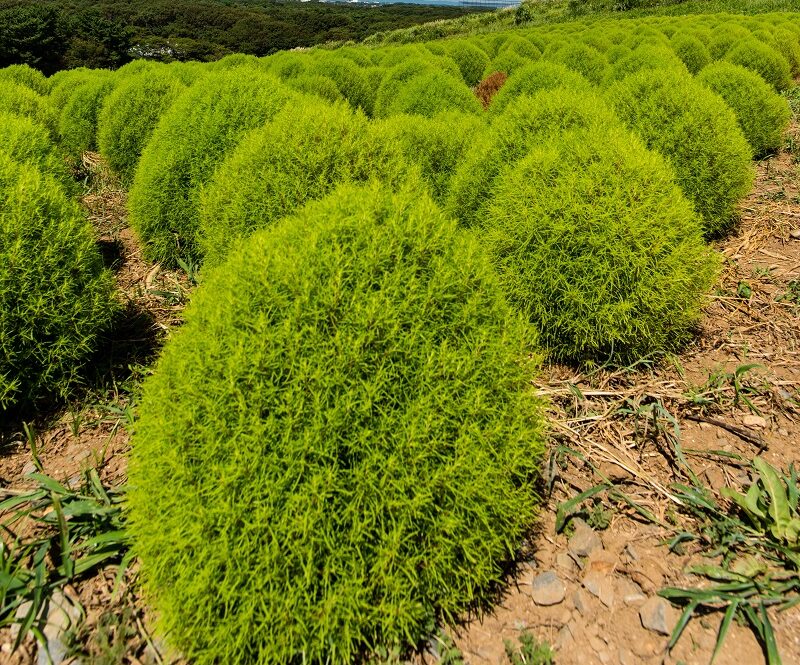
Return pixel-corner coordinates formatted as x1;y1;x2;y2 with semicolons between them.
790;229;800;240
570;588;590;616
639;596;678;635
623;544;640;562
37;591;81;665
530;570;566;606
1;643;11;654
618;649;637;665
21;462;37;477
597;650;612;664
715;428;727;439
568;519;603;557
588;635;606;652
743;414;767;429
554;623;574;650
778;428;789;437
583;570;615;608
555;551;576;572
617;577;646;605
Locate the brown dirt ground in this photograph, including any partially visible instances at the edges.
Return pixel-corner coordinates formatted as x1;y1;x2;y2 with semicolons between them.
1;135;799;664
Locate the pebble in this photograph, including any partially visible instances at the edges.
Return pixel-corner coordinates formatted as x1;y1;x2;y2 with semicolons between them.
555;551;576;572
530;570;566;606
21;461;37;476
618;649;637;665
639;596;678;635
790;229;800;239
778;428;789;437
617;577;647;605
38;591;81;665
583;570;615;608
568;519;603;557
571;588;590;616
743;414;767;429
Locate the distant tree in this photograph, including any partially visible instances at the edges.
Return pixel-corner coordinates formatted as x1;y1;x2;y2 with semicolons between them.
0;5;66;74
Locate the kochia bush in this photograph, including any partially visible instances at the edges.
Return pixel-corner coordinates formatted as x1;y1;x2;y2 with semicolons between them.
724;39;792;92
670;33;711;73
128;181;545;664
0;152;117;410
128;68;292;264
0;64;48;95
697;61;790;157
97;68;186;184
58;73;116;159
0;82;56;138
489;61;592;115
482;122;719;362
606;69;754;235
384;70;483;118
0;113;72;188
198;98;390;267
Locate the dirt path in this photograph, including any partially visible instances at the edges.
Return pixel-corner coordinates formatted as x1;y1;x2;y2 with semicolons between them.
1;141;799;664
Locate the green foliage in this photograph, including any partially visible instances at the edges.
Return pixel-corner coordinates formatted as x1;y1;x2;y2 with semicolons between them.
481;116;718;362
284;73;344;104
199;98;393;267
127;67;292;265
97;67;186;185
374;56;461;117
48;68;95;110
724;39;793;92
504;631;554;665
0;64;48;94
0;81;55;138
57;72;116;159
545;42;608;84
670;32;711;73
0;152;117;410
606;68;754;235
310;53;374;115
449;88;617;227
697;61;790;157
437;39;490;86
128;181;545;664
604;43;687;84
384;70;483;118
0;112;72;188
371;111;484;203
489;60;591;115
498;35;542;61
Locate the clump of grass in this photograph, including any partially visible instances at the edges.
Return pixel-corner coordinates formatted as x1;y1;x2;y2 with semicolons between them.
724;39;793;92
504;631;554;665
481;115;718;362
128;181;546;665
697;61;790;158
127;67;293;265
0;81;56;139
97;66;186;185
606;68;754;236
0;152;118;410
310;52;374;115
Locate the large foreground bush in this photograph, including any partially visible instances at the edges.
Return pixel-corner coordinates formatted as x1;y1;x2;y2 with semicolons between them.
97;67;186;185
0;152;117;410
483;122;719;361
606;69;753;234
697;61;790;157
0;112;72;188
128;68;292;264
128;181;545;664
0;82;56;138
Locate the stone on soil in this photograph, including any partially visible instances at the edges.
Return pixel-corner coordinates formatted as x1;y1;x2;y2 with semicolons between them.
568;519;603;557
639;596;678;635
530;570;566;606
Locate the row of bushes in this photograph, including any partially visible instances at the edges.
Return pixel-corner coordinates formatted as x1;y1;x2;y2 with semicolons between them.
0;9;796;663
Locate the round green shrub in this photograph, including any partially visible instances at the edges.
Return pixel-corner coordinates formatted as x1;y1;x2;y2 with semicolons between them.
489;61;592;115
497;35;542;62
606;69;754;235
0;81;56;138
284;73;344;104
769;28;800;75
0;112;72;188
383;70;482;118
0;64;48;95
128;68;293;265
48;68;96;111
724;39;793;91
484;51;528;78
481;117;719;362
58;73;116;160
697;61;790;157
545;42;607;85
310;54;373;115
265;51;313;80
370;111;484;203
670;33;711;74
439;39;491;86
0;152;117;410
604;44;687;84
374;57;461;117
97;68;186;185
199;98;394;267
128;181;545;664
450;88;617;227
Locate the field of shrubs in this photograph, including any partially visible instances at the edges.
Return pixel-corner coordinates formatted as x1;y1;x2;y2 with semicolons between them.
1;7;799;664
